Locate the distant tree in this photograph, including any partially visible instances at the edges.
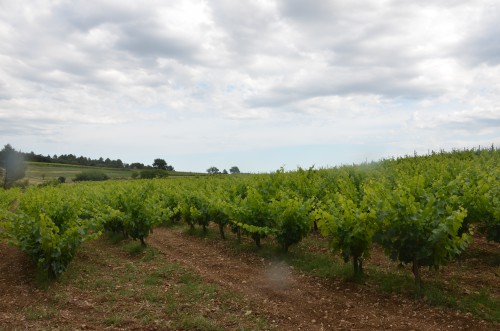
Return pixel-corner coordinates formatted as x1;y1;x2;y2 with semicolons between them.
222;169;228;174
207;166;220;175
66;154;77;164
229;166;240;174
0;144;26;188
130;162;145;169
153;158;167;170
19;149;136;170
140;169;168;179
74;170;109;182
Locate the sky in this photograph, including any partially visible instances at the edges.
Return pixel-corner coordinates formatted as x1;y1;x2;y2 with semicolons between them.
1;0;499;173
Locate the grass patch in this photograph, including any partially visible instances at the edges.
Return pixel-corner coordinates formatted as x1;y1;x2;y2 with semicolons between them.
362;262;500;322
25;162;134;184
144;273;164;286
155;263;183;278
123;241;146;255
24;305;56;321
25;161;206;185
106;231;127;244
172;313;221;331
22;235;272;330
143;289;164;303
457;289;500;322
141;246;159;261
34;268;52;289
104;314;123;326
368;266;416;294
164;293;177;315
287;249;352;279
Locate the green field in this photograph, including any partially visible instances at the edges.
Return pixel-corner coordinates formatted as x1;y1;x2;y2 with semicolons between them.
1;148;499;328
25;162;205;184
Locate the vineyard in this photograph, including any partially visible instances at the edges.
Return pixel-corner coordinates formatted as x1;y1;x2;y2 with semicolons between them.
1;147;499;328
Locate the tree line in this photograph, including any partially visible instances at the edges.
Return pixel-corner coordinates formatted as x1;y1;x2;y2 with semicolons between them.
22;150;126;169
1;144;243;187
1;145;176;170
0;144;179;187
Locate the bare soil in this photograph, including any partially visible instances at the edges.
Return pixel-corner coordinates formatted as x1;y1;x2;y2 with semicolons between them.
147;227;498;330
1;227;498;331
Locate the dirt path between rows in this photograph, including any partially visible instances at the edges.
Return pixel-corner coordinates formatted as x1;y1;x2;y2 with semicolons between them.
148;227;495;331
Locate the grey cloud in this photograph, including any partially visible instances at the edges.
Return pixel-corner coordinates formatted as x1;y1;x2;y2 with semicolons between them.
53;1;140;32
2;1;202;89
441;114;500;132
0;81;13;100
277;0;375;24
249;1;452;107
247;65;438;109
0;115;62;137
1;0;499;169
208;1;285;63
457;7;500;66
412;108;500;134
277;0;333;22
116;22;199;61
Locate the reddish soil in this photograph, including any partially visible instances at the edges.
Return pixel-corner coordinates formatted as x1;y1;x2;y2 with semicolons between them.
1;227;498;331
0;243;41;329
147;227;497;330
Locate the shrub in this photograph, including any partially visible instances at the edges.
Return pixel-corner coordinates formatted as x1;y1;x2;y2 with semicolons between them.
74;171;109;182
140;169;168;179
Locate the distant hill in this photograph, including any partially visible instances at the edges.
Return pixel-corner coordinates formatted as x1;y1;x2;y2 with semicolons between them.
25;162;205;185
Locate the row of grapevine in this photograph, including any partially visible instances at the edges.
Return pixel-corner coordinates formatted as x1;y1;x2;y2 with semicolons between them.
0;147;498;286
4;186;101;278
313;152;497;286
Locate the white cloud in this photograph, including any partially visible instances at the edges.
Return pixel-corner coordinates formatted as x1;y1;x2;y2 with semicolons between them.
0;0;499;171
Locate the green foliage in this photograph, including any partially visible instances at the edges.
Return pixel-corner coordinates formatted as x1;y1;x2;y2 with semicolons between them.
100;206;127;237
206;166;220;175
0;188;21;242
108;184;172;245
229;166;240;174
74;170;109;182
453;164;500;242
270;193;312;252
140;169;168;179
152;158;167;170
316;183;377;278
207;195;231;239
8;186;101;278
38;178;64;188
372;174;470;289
1;146;497;286
152;158;174;171
178;192;210;232
230;187;272;248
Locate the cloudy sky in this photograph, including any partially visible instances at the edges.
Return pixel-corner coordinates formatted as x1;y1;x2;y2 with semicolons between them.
1;0;499;172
